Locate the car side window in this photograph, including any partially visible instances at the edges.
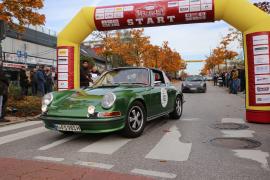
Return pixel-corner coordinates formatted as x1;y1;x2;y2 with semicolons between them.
152;70;165;86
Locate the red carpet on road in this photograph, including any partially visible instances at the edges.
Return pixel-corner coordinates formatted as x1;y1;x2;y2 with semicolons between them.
0;158;154;180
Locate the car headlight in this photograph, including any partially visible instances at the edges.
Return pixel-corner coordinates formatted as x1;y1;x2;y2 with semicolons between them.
101;92;116;109
41;93;53;113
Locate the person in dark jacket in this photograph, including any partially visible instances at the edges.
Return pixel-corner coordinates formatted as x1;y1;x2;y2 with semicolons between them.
30;68;38;96
19;67;29;96
80;60;92;87
36;65;46;96
45;67;54;93
0;63;9;122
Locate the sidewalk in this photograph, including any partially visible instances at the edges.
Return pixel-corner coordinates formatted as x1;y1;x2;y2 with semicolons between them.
0;115;40;127
0;158;154;180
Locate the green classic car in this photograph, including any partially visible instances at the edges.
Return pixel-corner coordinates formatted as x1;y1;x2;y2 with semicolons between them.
40;67;184;138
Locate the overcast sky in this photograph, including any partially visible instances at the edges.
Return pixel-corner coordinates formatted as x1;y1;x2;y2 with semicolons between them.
41;0;264;74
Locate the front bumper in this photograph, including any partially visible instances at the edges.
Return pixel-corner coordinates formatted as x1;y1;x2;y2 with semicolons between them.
40;115;126;133
182;86;205;92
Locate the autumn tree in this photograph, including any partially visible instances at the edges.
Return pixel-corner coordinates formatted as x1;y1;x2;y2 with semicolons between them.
122;29;151;66
159;41;184;73
143;44;161;68
92;28;185;73
92;31;117;69
254;1;270;13
0;0;45;31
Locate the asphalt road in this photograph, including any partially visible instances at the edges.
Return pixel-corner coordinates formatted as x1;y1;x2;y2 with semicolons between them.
0;82;270;180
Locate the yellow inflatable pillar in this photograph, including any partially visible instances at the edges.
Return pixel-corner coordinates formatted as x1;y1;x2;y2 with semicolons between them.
57;7;96;90
215;0;270;123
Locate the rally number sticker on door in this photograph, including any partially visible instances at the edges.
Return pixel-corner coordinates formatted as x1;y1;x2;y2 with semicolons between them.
161;88;168;108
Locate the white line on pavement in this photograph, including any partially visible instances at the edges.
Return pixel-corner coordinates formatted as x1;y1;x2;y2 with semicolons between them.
131;168;177;179
0;121;42;133
222;118;245;124
34;156;64;162
181;118;200;121
39;134;81;150
79;135;131;154
145;125;192;161
232;150;269;170
0;127;48;146
221;130;255;138
75;161;114;170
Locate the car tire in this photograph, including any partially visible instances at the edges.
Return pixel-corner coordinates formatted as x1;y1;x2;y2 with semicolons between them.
169;95;183;120
121;101;146;138
203;86;207;93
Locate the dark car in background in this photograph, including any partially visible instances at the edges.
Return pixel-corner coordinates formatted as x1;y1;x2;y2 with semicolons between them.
181;75;207;93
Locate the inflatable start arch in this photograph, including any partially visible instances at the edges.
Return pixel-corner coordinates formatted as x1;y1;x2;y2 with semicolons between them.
57;0;270;123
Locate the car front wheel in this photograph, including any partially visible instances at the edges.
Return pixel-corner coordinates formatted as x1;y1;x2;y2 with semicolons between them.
122;101;146;138
169;96;183;120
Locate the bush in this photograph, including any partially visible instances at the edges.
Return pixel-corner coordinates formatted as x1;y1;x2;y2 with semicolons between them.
7;96;41;117
8;84;23;100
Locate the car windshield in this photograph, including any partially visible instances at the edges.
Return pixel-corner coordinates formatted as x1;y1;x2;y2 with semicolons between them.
186;76;203;82
93;69;149;87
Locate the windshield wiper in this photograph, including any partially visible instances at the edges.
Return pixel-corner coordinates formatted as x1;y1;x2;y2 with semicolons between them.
118;82;149;86
94;84;121;88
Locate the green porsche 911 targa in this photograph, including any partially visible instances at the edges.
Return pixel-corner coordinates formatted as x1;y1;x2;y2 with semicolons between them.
40;67;183;138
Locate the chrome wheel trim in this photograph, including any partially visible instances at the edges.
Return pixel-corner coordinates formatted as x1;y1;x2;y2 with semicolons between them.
128;106;144;132
176;98;182;116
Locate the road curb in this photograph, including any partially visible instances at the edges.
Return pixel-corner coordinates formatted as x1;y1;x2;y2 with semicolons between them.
0;115;41;127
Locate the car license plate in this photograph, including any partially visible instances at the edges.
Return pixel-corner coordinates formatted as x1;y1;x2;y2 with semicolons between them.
55;124;81;132
190;88;197;90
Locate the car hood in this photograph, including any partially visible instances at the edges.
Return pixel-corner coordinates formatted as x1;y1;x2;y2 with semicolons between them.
47;85;145;118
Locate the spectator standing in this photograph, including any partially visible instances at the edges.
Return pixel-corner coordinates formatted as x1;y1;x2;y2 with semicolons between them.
222;72;226;87
36;65;46;96
30;69;38;96
80;60;92;87
231;66;239;94
0;63;9;122
19;67;29;96
239;68;246;92
225;72;230;88
213;73;218;86
45;67;54;93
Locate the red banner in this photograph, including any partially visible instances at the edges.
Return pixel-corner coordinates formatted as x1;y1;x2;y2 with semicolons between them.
246;32;270;106
94;0;214;31
57;46;74;91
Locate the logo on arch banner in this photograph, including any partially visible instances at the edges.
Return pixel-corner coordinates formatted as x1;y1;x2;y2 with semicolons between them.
94;0;215;31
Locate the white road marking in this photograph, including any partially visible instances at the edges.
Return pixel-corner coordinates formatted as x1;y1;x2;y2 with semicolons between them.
131;168;177;179
39;134;81;150
0;127;48;146
233;150;269;170
181;118;200;121
75;161;114;170
221;130;255;138
0;121;42;133
79;135;131;154
34;156;64;162
222;118;245;124
145;125;192;161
